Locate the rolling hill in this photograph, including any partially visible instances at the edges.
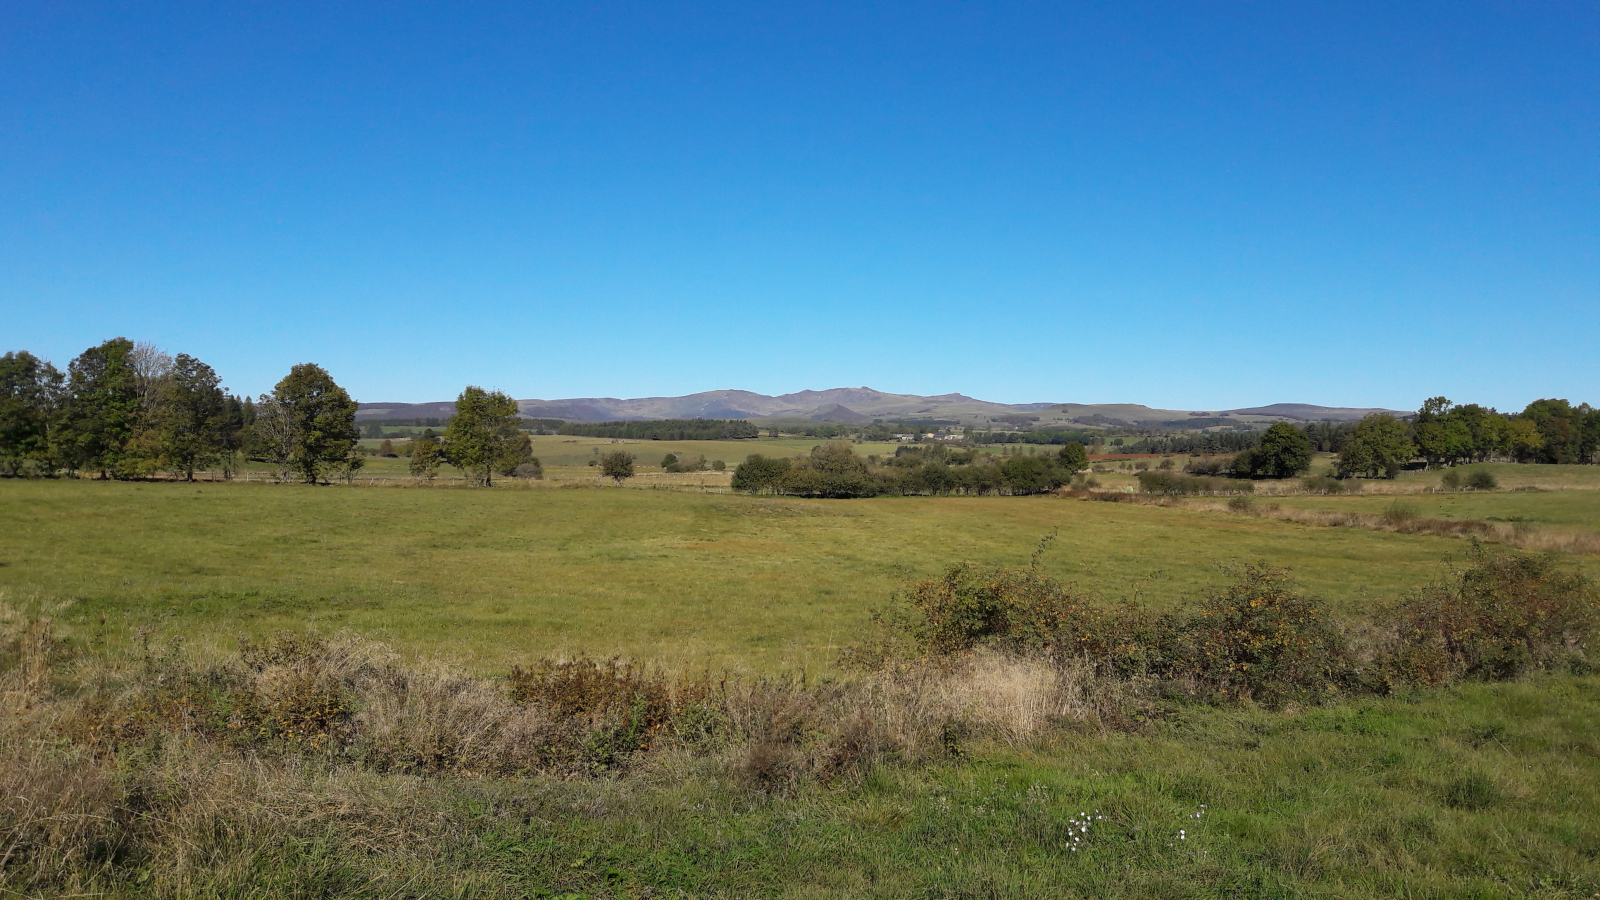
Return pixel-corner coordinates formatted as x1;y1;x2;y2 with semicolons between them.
357;389;1405;427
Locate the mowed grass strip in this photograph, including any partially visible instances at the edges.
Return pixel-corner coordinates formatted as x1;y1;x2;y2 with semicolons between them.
6;479;1594;673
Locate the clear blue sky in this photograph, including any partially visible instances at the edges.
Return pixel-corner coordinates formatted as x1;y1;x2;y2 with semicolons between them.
3;2;1595;411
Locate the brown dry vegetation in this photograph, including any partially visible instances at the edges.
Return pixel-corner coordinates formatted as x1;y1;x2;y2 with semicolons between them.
5;545;1597;895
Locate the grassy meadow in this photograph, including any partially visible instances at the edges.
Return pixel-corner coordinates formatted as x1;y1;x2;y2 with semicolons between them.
5;469;1600;898
7;477;1591;672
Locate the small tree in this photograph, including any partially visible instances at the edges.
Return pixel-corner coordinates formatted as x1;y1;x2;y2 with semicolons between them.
442;386;521;486
271;363;359;484
600;450;635;484
378;439;395;457
410;435;444;483
1057;441;1089;472
496;433;535;477
250;395;297;482
1249;423;1313;479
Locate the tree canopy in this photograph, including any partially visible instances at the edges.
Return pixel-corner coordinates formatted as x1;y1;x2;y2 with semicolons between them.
443;386;522;486
271;363;359;484
1337;414;1415;479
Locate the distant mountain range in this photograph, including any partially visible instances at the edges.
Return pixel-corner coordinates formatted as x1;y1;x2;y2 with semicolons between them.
356;388;1405;427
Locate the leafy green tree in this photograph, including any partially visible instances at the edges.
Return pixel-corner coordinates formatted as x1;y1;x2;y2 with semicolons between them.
0;351;64;476
1336;414;1414;479
1411;397;1474;468
442;386;521;486
497;434;536;477
731;454;791;492
1248;423;1313;478
997;454;1067;495
1450;403;1510;461
1507;417;1544;462
600;450;635;483
1057;441;1089;472
1519;399;1583;464
410;435;444;483
61;338;140;478
661;452;678;468
271;363;359;484
155;354;229;481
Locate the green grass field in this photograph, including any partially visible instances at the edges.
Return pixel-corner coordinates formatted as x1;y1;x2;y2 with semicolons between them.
10;478;1593;672
340;435;910;484
5;475;1600;898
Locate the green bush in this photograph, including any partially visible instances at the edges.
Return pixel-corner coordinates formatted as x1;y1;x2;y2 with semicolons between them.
1299;475;1345;494
1380;546;1600;685
1466;469;1498;490
1439;469;1463;490
1382;500;1420;524
885;560;1097;656
1179;565;1359;706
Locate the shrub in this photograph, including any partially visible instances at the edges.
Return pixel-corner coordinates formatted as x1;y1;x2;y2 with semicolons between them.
1380;546;1599;685
513;460;543;479
665;455;708;473
885;560;1096;656
1299;475;1344;494
1185;456;1229;476
712;459;726;471
1466;469;1498;490
1439;469;1463;490
1178;565;1358;706
1227;496;1254;513
1382;500;1420;524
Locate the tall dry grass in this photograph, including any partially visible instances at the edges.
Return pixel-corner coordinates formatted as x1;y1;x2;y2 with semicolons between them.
1;604;1123;892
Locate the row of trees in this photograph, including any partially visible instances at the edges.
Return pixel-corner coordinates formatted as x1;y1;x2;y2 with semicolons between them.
1;340;364;482
2;342;542;486
731;441;1092;497
1329;397;1597;479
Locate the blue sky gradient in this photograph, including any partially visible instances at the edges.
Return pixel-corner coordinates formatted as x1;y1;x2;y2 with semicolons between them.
3;2;1595;410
